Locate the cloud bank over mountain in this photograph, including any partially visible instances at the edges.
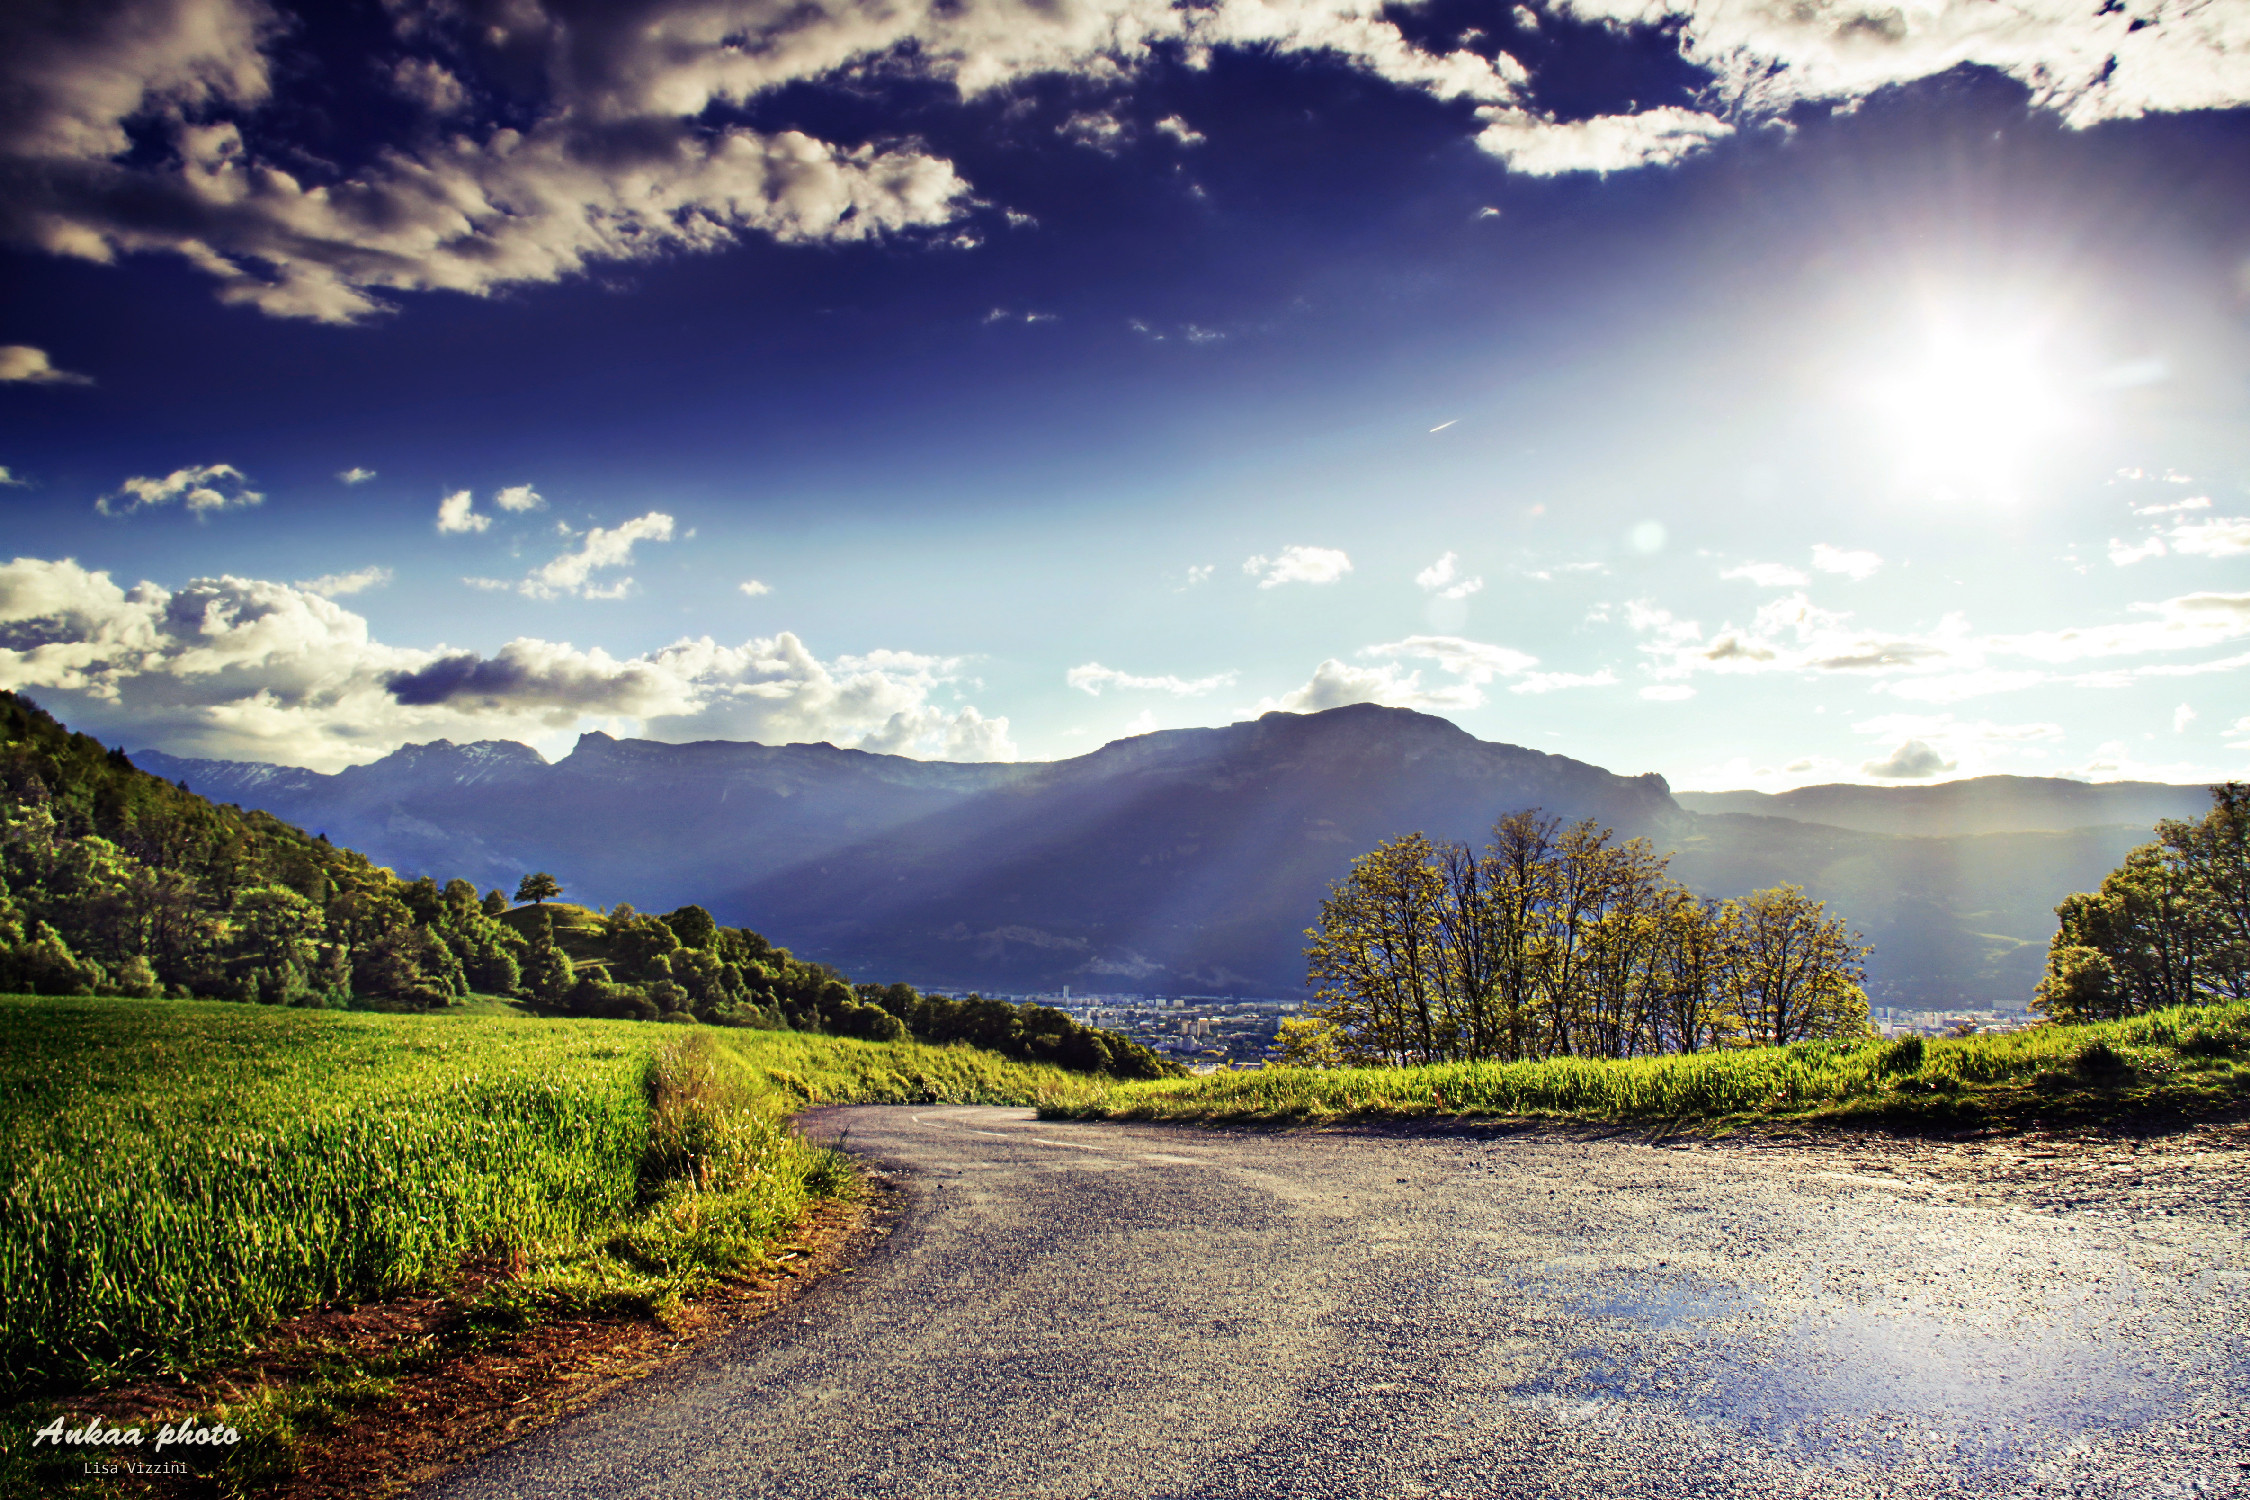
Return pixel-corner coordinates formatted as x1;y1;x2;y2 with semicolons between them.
0;556;1014;768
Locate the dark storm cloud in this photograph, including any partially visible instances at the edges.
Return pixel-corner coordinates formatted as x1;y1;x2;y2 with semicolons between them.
384;653;528;706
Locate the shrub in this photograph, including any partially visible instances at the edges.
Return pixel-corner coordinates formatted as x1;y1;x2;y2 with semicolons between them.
2074;1039;2135;1087
1876;1034;1925;1075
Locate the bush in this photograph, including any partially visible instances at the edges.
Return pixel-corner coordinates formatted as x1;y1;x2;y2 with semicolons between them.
2074;1039;2135;1087
1876;1034;1925;1075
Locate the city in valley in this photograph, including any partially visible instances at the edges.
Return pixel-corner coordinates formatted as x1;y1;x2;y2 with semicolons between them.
989;994;2043;1071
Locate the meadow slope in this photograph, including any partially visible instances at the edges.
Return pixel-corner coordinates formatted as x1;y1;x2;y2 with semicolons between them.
1042;1002;2250;1131
1;997;1077;1398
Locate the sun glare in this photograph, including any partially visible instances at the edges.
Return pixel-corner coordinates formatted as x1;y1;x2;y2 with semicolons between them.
1864;326;2071;502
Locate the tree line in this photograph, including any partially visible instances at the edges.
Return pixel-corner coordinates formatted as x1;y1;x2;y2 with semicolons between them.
2036;783;2249;1022
1286;811;1872;1066
0;692;1175;1079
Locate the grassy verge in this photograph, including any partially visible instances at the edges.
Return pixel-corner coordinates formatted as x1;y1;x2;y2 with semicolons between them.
1040;1000;2250;1132
0;996;1075;1495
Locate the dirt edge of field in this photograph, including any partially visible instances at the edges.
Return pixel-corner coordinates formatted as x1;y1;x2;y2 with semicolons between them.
61;1175;901;1500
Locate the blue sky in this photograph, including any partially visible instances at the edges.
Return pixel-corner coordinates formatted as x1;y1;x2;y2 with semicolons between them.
3;0;2249;786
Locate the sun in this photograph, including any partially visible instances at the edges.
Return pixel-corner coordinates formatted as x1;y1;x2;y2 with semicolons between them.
1864;325;2071;501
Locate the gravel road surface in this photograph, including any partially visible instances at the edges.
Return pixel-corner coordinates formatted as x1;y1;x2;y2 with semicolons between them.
422;1106;2250;1499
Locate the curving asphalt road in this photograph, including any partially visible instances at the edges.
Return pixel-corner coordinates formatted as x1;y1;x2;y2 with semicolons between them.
421;1106;2250;1500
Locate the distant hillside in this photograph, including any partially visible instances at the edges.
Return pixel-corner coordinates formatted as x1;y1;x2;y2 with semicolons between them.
136;705;2209;1011
1675;776;2211;836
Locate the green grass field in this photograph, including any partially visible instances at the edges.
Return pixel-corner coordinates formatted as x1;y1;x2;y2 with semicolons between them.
1040;1001;2250;1129
0;996;1076;1399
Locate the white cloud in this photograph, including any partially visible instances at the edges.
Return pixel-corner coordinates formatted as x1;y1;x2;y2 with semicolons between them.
5;0;2248;324
1184;564;1214;587
1862;739;1957;779
390;56;467;115
1252;659;1480;715
1991;592;2250;663
1062;110;1131;150
2120;648;2250;680
2175;702;2197;733
1625;587;2250;698
1243;545;1353;588
1415;551;1485;599
2109;536;2167;566
494;484;545;513
1362;635;1539;684
1810;543;1882;581
294;566;392;598
739;579;772;598
2135;496;2211;516
1254;634;1583;712
435;490;489;535
2167;517;2250;559
1556;0;2250;131
1721;561;1809;588
1066;662;1237;696
337;467;376;485
1508;669;1618;694
96;463;261;517
0;555;1015;768
0;0;1532;322
1154;115;1205;146
1474;105;1733;174
521;512;675;600
0;344;91;385
1639;684;1695;702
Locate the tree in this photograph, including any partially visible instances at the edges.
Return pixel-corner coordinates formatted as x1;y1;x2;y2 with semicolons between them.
523;940;574;1006
1723;885;1871;1047
2035;784;2248;1018
1303;833;1450;1065
660;904;718;950
2159;783;2250;1000
514;872;561;906
1299;813;1872;1065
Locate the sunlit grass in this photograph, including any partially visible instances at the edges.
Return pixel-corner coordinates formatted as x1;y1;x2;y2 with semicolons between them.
1040;1000;2250;1129
0;995;1075;1398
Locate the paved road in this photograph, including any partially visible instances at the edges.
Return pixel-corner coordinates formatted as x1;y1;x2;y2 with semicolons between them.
423;1107;2250;1499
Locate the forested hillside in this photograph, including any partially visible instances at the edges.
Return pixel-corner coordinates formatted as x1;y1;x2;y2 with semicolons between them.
0;692;1173;1079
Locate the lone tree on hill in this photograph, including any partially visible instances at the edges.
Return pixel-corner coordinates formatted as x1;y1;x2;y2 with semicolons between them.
515;872;562;906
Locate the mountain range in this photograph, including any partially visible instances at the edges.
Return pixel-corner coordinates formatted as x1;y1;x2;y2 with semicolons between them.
133;705;2207;1012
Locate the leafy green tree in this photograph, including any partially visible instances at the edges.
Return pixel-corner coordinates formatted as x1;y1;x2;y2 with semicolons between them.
660;904;719;950
1300;814;1868;1065
1303;833;1449;1065
2036;784;2248;1019
523;939;575;1006
515;872;562;906
1720;884;1871;1047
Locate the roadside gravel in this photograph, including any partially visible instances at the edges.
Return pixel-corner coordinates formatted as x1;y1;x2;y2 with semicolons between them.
420;1108;2250;1500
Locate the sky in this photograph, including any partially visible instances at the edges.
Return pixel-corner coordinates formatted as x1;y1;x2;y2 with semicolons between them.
2;0;2249;790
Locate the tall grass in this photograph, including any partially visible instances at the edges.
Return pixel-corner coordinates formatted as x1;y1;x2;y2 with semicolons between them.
1041;1000;2250;1127
0;997;1076;1396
